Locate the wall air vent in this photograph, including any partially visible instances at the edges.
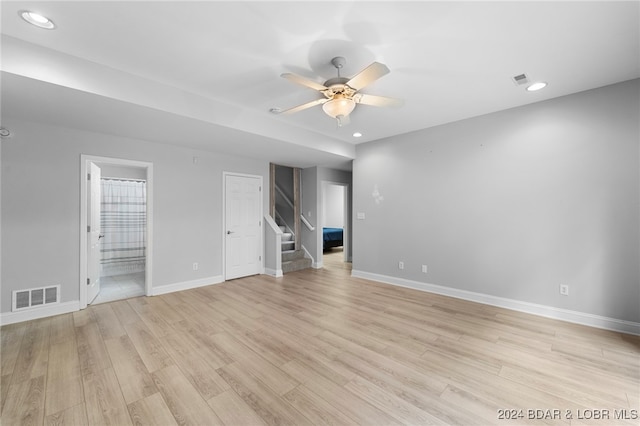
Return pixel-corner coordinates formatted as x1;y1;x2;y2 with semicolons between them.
512;73;529;86
12;285;60;311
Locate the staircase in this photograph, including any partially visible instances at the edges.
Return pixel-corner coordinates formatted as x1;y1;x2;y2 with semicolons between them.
278;225;311;273
279;225;295;252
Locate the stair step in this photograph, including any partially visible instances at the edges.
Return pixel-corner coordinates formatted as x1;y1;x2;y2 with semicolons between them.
282;257;312;274
281;241;295;251
282;249;305;262
281;232;293;241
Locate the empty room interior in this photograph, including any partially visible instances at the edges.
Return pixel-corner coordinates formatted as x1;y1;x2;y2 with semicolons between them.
1;1;639;425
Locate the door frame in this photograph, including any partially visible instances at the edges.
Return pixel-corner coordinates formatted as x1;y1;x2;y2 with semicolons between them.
320;181;350;263
222;171;264;280
80;155;154;309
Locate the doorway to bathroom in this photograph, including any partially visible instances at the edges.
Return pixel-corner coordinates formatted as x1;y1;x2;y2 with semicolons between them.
80;155;153;308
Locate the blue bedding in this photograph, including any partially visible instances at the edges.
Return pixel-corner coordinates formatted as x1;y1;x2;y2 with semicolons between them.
323;227;343;249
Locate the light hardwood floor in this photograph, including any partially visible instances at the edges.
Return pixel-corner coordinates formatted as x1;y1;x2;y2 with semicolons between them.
2;250;638;425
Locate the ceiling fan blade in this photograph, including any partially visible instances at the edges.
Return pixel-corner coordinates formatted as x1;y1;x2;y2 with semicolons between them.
354;93;404;108
281;73;328;92
346;62;390;91
278;98;328;115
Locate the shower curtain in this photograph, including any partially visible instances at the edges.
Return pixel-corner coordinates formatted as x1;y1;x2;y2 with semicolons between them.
100;178;146;276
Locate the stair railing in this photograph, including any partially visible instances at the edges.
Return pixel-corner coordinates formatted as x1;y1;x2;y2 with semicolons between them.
301;214;315;231
275;184;294;209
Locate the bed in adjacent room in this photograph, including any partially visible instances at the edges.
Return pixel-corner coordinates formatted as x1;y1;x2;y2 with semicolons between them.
323;227;343;250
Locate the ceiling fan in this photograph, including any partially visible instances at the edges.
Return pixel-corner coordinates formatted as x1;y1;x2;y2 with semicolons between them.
276;56;403;127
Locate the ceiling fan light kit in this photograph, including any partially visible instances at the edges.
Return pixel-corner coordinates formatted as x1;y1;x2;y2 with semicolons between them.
278;56;402;126
322;93;356;118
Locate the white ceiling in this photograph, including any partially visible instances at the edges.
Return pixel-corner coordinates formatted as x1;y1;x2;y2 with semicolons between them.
2;1;639;169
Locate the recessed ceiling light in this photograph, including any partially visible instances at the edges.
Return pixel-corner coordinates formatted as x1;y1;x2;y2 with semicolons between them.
19;10;56;29
526;82;547;92
353;132;362;138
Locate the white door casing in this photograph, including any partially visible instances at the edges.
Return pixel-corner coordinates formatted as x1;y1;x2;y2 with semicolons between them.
80;155;153;309
87;162;102;304
225;173;262;280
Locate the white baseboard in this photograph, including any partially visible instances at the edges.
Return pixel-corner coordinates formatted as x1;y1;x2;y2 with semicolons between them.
151;275;224;296
1;275;224;325
301;245;319;269
0;300;80;326
351;270;640;336
265;268;283;278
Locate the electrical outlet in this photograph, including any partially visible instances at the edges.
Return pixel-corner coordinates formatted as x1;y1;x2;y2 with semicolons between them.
398;261;404;270
560;284;569;296
193;262;199;271
422;265;428;273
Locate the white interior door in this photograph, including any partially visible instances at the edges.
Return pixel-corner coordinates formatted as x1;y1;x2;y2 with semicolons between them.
225;174;262;280
87;162;102;304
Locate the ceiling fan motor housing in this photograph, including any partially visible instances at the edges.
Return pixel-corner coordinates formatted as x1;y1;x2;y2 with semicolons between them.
331;56;347;70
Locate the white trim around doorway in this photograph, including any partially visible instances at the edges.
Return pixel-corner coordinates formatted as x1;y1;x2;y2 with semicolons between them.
320;181;351;266
222;171;264;280
79;155;154;309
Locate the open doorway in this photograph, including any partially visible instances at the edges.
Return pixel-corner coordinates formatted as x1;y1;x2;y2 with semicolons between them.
80;155;153;309
94;164;147;304
321;181;350;270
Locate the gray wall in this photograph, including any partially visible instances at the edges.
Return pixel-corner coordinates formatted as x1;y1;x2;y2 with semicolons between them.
1;118;269;313
99;164;147;180
323;184;344;228
353;79;640;323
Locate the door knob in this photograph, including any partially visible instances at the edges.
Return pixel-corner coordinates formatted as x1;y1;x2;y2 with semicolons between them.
227;230;234;234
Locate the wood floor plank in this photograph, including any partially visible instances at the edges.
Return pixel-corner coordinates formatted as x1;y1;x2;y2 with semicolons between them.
439;384;505;424
170;322;235;369
110;299;142;325
45;341;83;415
123;321;174;373
76;321;112;377
104;335;158;404
256;326;355;386
83;366;132;426
1;374;11;413
0;322;26;378
10;319;50;385
499;364;630;408
92;304;126;340
49;314;76;346
45;403;88;426
281;359;402;425
216;361;312;426
233;350;300;396
1;375;45;426
385;343;587;422
72;309;95;328
344;374;447;425
160;332;230;400
144;296;186;324
207;389;267;426
152;364;223;426
127;393;178;426
282;385;359;426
